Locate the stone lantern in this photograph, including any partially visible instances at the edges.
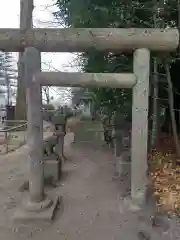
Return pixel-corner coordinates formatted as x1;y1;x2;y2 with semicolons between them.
51;112;66;160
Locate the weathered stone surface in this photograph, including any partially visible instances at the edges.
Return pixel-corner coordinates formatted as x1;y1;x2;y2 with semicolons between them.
43;135;58;156
0;28;178;52
113;129;131;156
13;196;60;222
43;111;53;122
19;176;57;192
131;48;150;205
44;158;62;181
115;150;131;178
49;114;66;160
74;120;104;145
112;112;131;156
43;135;63;181
51;115;66;128
38;72;137;88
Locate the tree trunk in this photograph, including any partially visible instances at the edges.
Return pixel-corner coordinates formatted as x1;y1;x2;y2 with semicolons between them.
15;0;33;120
15;52;26;120
178;0;180;55
165;60;180;158
43;87;50;104
151;57;159;149
151;3;160;149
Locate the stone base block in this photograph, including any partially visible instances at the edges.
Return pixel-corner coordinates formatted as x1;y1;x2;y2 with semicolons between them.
44;160;62;181
19;176;57;192
122;194;148;213
13;196;60;222
113;141;122;157
115;161;131;178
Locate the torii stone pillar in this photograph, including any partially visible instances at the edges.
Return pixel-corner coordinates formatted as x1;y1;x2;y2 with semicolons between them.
13;47;59;221
131;48;150;207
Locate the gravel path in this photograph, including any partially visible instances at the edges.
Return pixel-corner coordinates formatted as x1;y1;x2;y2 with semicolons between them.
0;135;179;239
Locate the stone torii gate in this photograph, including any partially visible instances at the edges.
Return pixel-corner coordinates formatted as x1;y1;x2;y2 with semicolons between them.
0;0;179;221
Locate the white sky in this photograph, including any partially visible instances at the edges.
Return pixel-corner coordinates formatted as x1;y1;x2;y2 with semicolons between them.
0;0;78;106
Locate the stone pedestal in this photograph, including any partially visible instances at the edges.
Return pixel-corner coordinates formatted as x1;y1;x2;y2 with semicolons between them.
13;195;60;222
114;150;131;197
113;130;123;157
113;128;131;155
116;150;131;176
43;134;63;181
44;154;62;181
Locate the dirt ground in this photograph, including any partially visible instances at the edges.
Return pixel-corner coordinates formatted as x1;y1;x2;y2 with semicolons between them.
0;133;179;239
0;120;52;154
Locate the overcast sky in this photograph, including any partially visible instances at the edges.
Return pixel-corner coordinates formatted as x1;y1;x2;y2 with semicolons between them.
0;0;77;106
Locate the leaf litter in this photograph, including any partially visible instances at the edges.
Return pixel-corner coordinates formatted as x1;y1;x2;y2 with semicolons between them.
148;135;180;215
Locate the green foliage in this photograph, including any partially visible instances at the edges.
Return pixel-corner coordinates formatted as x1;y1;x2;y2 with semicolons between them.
55;0;179;116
